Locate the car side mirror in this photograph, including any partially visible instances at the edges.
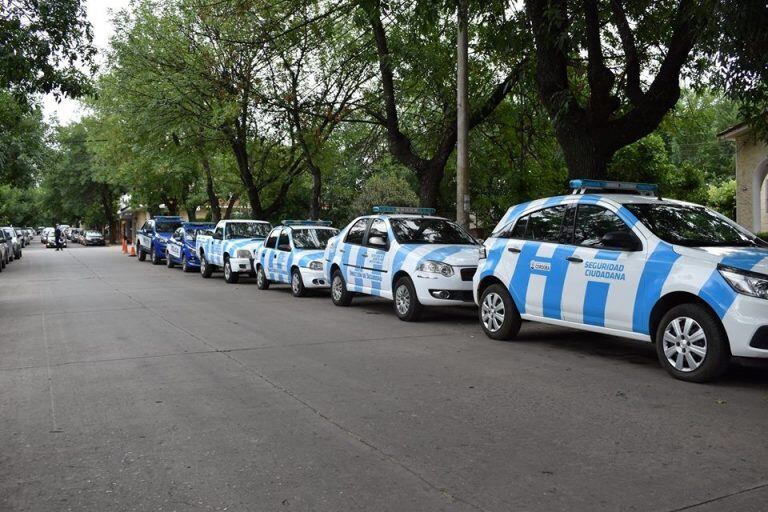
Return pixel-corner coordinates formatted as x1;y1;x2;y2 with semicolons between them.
601;231;641;251
368;235;387;247
212;232;223;240
278;243;291;251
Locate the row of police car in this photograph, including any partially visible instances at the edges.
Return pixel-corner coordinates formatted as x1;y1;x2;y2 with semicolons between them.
132;180;768;383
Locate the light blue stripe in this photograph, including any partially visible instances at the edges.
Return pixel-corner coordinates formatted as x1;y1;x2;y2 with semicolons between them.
583;281;611;327
541;245;577;319
699;250;767;318
508;241;541;313
632;242;680;334
594;250;621;261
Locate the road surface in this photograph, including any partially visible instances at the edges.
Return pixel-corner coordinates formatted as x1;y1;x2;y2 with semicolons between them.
1;244;767;511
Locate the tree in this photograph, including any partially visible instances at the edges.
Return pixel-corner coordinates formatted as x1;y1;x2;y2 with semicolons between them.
0;0;95;101
524;0;716;179
356;0;528;207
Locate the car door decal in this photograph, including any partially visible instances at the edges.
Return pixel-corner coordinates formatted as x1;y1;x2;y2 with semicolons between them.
631;242;680;334
580;250;623;327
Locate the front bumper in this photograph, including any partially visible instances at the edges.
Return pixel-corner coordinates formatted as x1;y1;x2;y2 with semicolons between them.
299;267;330;289
724;295;768;358
230;257;254;274
413;269;476;306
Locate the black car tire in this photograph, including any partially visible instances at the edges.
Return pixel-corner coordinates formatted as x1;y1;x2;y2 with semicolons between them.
200;253;213;278
151;245;162;265
393;276;423;322
137;244;146;261
224;259;239;284
479;284;522;341
256;266;270;290
655;303;730;383
291;269;307;297
166;249;174;268
331;270;353;307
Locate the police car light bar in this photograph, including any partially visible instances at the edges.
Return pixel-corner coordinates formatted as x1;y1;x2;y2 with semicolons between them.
281;219;333;226
372;206;437;215
569;179;659;197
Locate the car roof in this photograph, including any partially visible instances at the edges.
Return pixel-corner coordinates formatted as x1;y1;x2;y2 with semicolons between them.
361;214;448;221
224;219;270;223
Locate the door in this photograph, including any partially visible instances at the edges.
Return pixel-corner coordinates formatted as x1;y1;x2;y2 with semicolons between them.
560;204;646;332
261;229;279;279
361;219;390;297
340;218;370;291
211;225;224;265
168;228;183;262
274;230;292;283
138;221;153;249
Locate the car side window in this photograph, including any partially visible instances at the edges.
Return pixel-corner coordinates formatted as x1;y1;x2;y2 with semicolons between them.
344;219;369;245
277;231;290;251
510;206;567;243
366;219;388;248
265;229;279;249
174;228;183;240
214;226;224;238
574;204;637;249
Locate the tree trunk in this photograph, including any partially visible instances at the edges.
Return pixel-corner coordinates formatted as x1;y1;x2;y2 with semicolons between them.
224;193;239;220
186;208;197;221
417;163;444;209
202;156;221;223
553;123;612;179
309;166;321;220
230;137;263;218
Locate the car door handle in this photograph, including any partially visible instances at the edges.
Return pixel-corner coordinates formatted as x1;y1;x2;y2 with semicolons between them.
566;256;583;263
339;249;345;253
507;247;521;253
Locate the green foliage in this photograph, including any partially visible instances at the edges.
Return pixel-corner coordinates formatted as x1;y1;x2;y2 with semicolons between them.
350;170;419;218
0;91;48;187
707;179;737;218
0;0;95;101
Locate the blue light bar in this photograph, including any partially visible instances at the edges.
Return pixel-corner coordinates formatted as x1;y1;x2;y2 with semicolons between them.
153;215;183;220
182;222;215;229
372;206;437;215
281;219;333;226
569;179;658;195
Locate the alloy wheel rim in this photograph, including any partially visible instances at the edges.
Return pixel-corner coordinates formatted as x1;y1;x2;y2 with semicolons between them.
292;273;300;293
662;316;707;372
257;270;264;286
224;262;231;279
395;285;410;315
481;292;505;332
332;276;343;301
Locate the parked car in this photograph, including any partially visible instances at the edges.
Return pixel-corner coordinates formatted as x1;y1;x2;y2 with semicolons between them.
474;179;768;383
196;219;272;282
255;220;339;296
69;228;82;243
324;206;480;321
165;222;215;272
2;227;22;259
43;228;66;248
136;216;184;264
0;232;9;269
82;231;105;246
41;227;53;244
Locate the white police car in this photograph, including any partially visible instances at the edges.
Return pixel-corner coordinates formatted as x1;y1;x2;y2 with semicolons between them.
474;180;768;382
325;206;480;321
255;220;339;296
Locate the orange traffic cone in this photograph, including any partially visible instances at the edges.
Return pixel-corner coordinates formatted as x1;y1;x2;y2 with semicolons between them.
121;238;128;253
129;244;136;257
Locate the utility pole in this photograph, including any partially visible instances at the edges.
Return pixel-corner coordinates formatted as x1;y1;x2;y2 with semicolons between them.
456;0;470;229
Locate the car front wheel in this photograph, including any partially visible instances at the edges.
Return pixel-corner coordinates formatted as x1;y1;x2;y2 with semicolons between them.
200;254;213;278
291;269;306;297
224;259;239;283
655;304;730;383
393;276;423;322
137;243;146;261
151;245;162;265
256;266;270;289
181;254;191;273
479;284;522;340
331;270;353;306
166;250;174;268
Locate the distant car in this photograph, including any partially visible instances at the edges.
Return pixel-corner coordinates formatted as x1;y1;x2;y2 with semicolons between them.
136;216;184;264
69;228;82;243
0;232;9;269
165;222;215;272
41;227;53;244
43;228;66;249
82;230;105;246
1;227;22;259
255;220;339;296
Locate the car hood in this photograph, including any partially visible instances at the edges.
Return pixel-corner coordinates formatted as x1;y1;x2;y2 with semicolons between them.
229;239;265;252
413;244;481;267
295;249;325;266
674;245;768;275
156;232;175;241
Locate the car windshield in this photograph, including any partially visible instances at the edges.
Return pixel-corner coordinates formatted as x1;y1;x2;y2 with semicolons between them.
390;218;477;245
292;228;339;249
226;222;270;239
185;227;211;241
626;203;766;247
155;221;182;233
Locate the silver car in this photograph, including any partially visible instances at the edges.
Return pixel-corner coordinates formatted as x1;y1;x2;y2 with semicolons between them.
2;227;22;259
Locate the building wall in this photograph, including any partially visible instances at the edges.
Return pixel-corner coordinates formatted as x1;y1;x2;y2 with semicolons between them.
734;134;768;232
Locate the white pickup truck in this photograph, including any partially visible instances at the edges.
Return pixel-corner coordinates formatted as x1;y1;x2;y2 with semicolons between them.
196;219;272;283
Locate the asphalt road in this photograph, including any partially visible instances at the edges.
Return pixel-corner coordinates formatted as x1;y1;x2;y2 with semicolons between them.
1;243;768;512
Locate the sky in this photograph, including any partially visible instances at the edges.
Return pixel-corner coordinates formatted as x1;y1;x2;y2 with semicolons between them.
41;0;132;126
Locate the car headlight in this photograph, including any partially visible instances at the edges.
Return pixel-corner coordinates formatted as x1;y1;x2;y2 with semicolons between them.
236;249;251;258
308;261;323;271
718;265;768;300
416;260;454;277
478;245;487;259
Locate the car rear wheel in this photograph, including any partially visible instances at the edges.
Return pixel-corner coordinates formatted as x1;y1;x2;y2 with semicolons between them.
291;269;306;297
256;266;270;289
479;284;522;340
331;270;353;306
655;304;730;383
137;244;146;261
393;276;423;322
166;250;174;268
200;253;213;278
224;259;239;284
